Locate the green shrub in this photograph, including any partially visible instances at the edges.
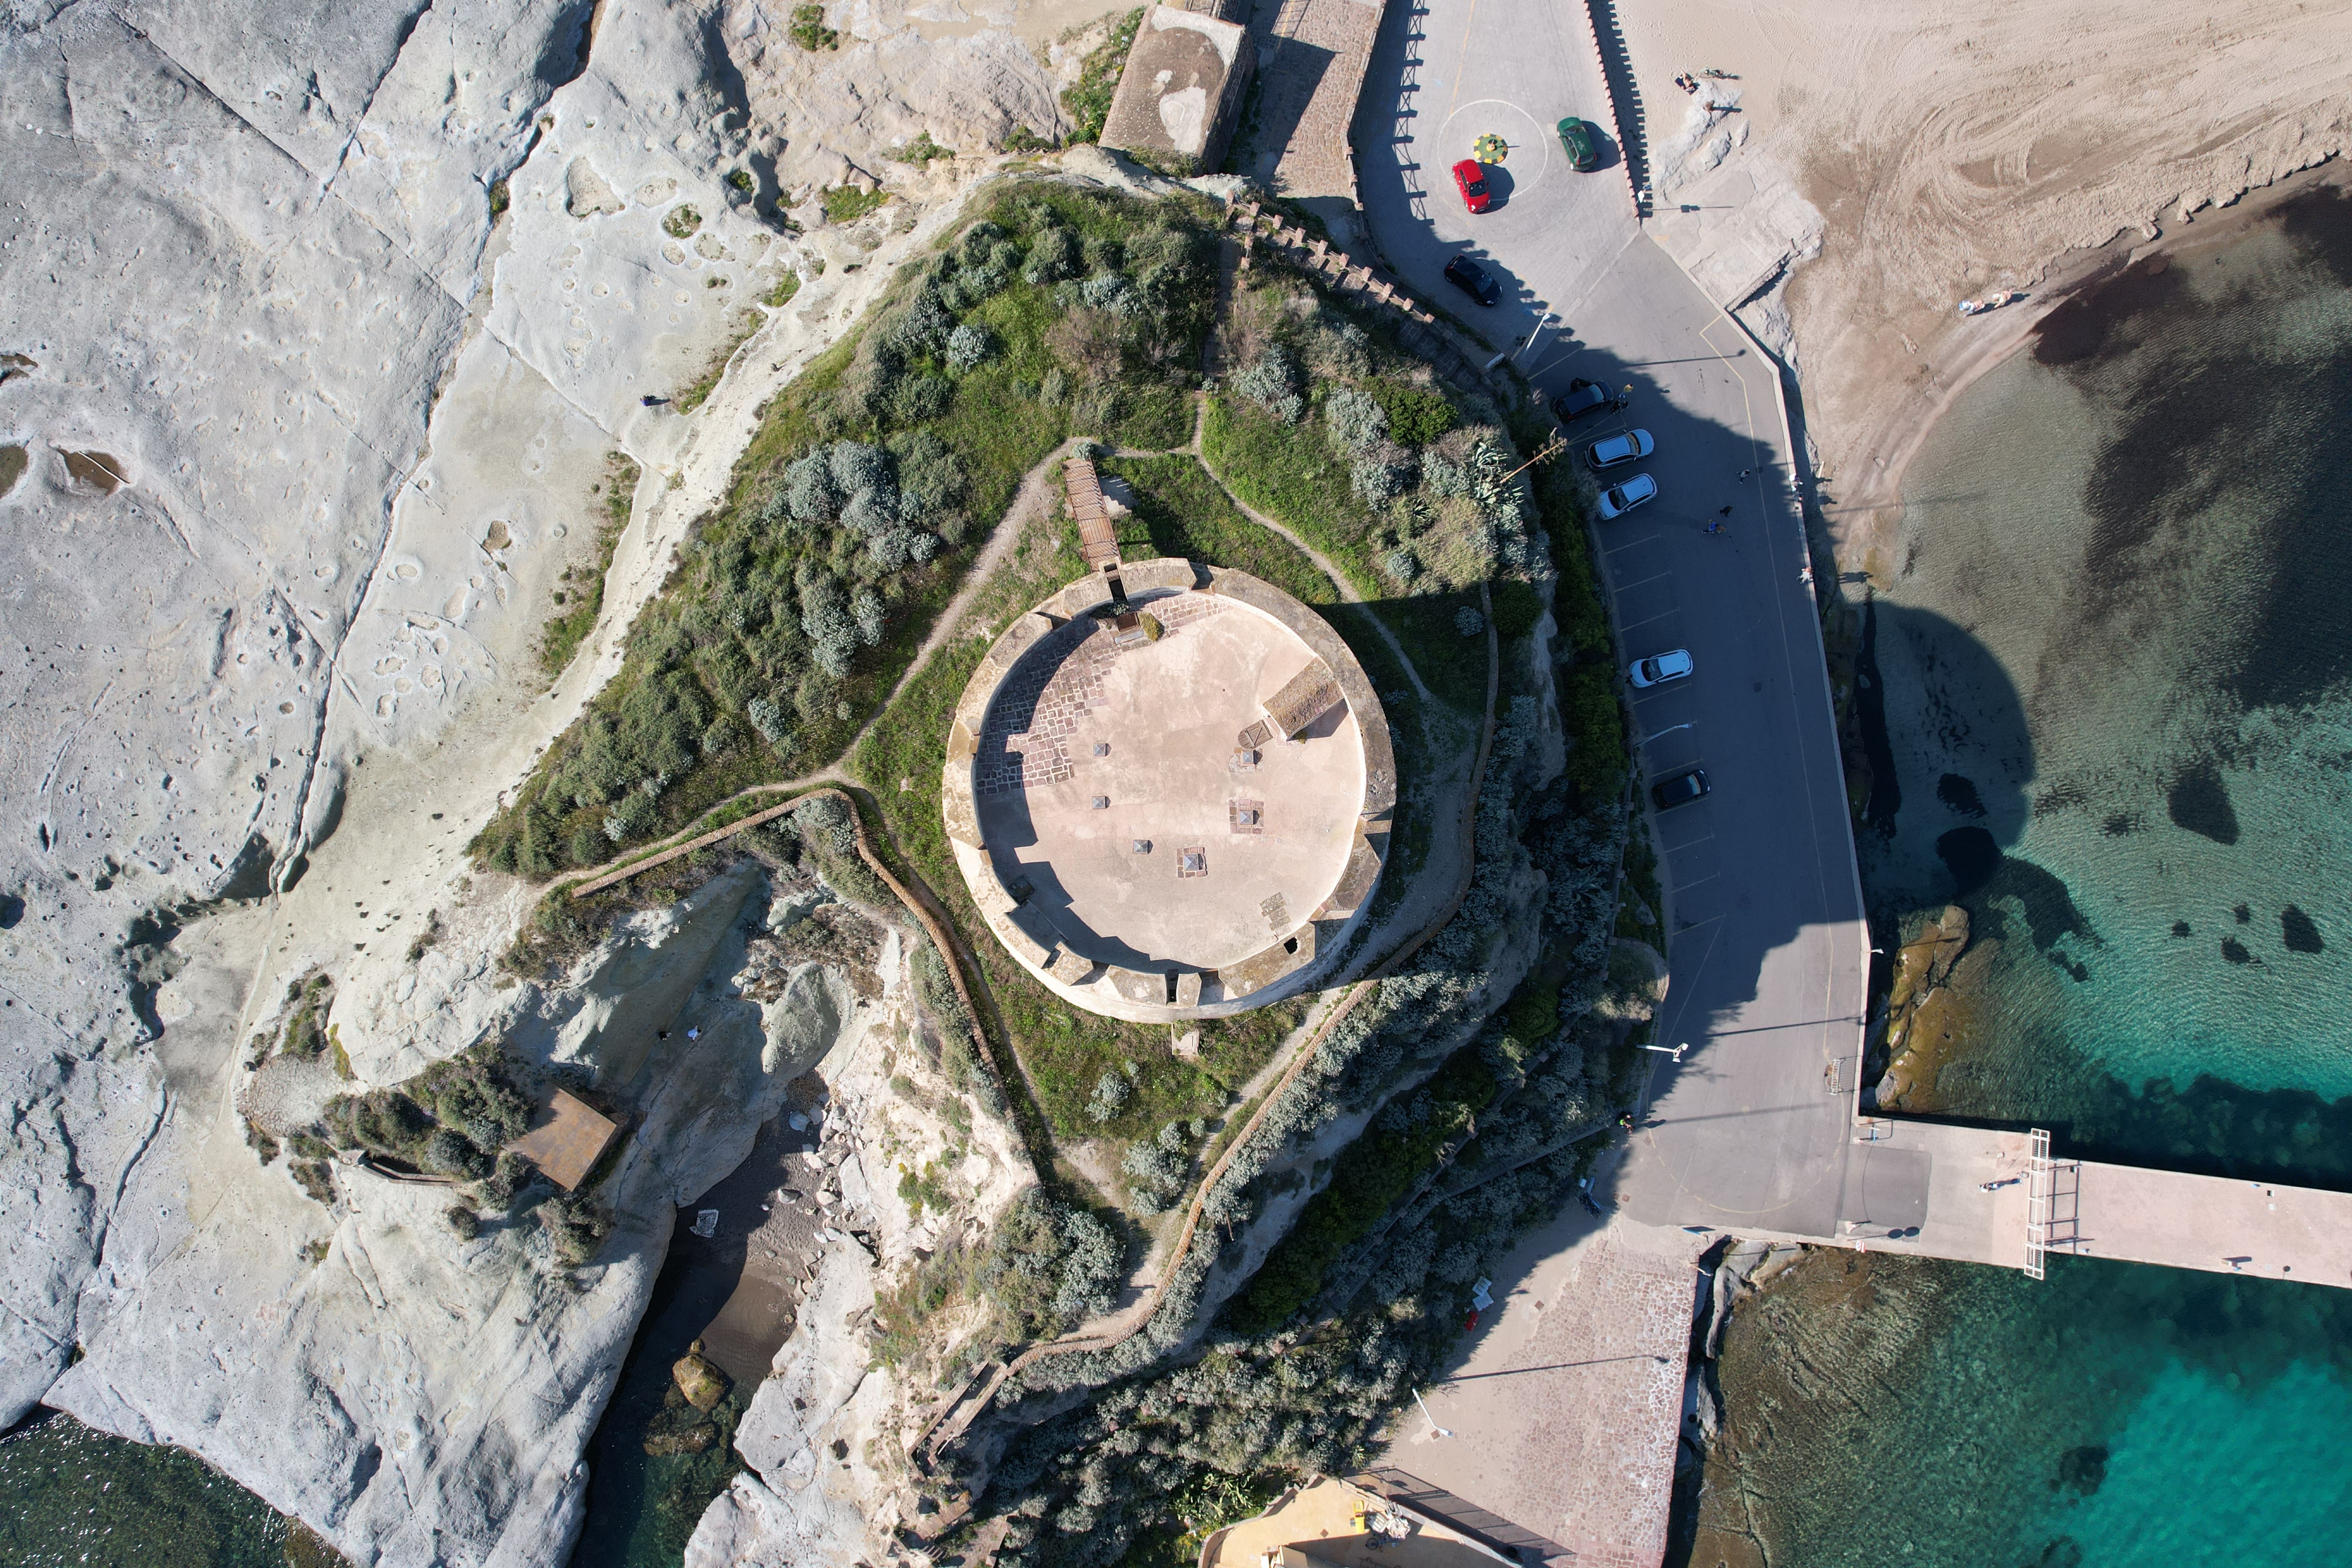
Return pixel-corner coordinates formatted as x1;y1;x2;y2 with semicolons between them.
1366;377;1456;446
276;974;334;1060
1559;662;1627;803
789;2;839;49
547;1193;612;1265
1224;1044;1498;1332
886;131;954;168
822;185;888;225
1489;579;1541;640
537;453;639;681
1060;9;1144;144
422;1127;493;1180
662;205;703;240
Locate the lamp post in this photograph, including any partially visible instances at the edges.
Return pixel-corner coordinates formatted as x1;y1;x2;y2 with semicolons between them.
1640;1041;1690;1063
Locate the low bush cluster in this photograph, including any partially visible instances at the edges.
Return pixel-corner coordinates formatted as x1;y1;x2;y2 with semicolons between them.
1059;9;1145;144
546;1191;613;1266
1120;1121;1203;1216
271;973;335;1064
1086;1064;1136;1122
1204;281;1539;620
323;1043;535;1185
788;3;838;50
1223;1041;1496;1331
913;936;1002;1114
873;1184;1127;1372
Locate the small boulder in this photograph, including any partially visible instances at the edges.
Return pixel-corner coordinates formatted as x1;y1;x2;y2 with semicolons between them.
674;1344;728;1411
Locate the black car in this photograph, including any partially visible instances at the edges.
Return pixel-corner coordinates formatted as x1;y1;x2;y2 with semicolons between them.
1650;767;1711;810
1551;376;1626;424
1444;254;1501;306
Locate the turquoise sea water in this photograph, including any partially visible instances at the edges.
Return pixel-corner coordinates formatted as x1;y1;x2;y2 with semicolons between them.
1697;1249;2352;1567
1684;187;2352;1565
1855;187;2352;1176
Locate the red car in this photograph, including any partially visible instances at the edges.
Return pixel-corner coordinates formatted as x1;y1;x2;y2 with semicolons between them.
1452;159;1493;214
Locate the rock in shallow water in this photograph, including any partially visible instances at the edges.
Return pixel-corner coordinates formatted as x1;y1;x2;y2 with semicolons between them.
675;1348;730;1412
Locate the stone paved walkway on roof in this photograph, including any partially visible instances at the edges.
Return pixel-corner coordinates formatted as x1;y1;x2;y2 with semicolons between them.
976;598;1228;800
1243;0;1387;200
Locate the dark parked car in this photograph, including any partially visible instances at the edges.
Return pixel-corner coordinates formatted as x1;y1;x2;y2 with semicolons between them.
1444;253;1501;306
1556;116;1600;172
1551;376;1626;423
1651;767;1712;810
1451;159;1493;214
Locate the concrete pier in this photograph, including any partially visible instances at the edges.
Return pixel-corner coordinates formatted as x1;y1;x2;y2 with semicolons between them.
1810;1119;2352;1290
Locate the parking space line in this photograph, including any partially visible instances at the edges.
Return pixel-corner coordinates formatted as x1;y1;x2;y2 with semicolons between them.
1610;570;1672;593
1669;873;1720;896
1602;533;1661;557
1615;609;1680;635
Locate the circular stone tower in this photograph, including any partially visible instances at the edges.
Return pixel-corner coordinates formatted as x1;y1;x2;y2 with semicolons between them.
942;532;1394;1022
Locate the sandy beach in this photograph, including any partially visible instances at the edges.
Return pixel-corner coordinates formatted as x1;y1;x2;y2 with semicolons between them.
1618;0;2351;575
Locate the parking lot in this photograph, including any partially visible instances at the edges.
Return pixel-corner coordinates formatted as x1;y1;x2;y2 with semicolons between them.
1352;0;1871;1234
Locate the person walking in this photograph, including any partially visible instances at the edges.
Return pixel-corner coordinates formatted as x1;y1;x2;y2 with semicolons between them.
1738;469;1750;482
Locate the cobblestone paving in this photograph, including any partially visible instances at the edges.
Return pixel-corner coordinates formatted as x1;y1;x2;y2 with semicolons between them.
976;598;1227;799
1245;0;1387;199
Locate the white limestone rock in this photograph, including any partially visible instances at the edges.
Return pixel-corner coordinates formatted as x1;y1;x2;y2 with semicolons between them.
1;0;1118;1549
49;861;856;1565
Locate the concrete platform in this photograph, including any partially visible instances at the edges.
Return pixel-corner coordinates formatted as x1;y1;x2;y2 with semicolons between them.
1751;1118;2352;1294
1378;1210;1704;1568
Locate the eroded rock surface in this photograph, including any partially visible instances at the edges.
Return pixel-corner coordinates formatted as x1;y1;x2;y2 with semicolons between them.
47;861;857;1565
3;1;1119;1555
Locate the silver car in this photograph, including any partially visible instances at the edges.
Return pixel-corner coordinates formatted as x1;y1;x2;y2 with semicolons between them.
1628;649;1694;688
1586;429;1655;470
1597;472;1657;519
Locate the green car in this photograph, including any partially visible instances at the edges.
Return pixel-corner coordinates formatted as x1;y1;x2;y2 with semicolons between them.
1556;116;1599;172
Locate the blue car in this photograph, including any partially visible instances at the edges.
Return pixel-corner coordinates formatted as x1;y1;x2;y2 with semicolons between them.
1651;768;1711;810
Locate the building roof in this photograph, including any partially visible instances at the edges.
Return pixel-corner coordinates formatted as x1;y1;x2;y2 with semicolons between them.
1099;5;1248;163
506;1088;622;1191
1199;1477;1521;1568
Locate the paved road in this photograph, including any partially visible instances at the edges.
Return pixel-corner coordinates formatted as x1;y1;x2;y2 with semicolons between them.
1352;0;1872;1237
